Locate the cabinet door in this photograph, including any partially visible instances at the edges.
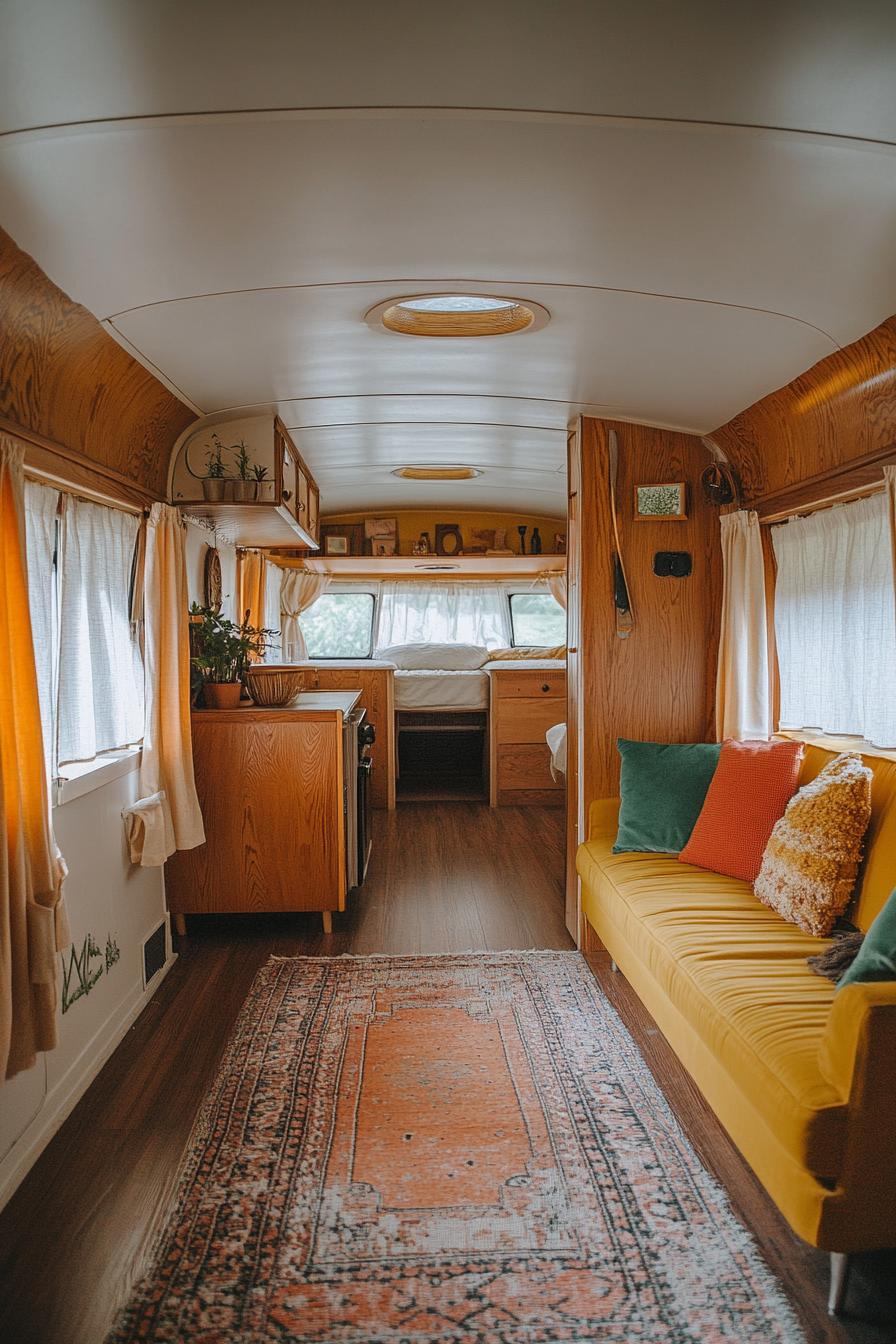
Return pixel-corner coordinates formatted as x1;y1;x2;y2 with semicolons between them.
496;698;565;744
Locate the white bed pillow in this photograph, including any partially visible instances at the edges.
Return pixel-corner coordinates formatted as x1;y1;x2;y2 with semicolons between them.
377;642;490;670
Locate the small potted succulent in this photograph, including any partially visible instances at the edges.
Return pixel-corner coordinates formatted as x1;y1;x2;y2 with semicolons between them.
202;436;229;501
231;440;256;502
189;604;275;709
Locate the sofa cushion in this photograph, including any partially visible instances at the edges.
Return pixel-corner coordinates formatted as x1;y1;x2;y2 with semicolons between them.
838;886;896;991
613;739;721;855
679;738;804;882
577;834;847;1179
754;752;873;937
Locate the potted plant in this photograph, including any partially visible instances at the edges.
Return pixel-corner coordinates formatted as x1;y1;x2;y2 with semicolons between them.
231;440;256;501
189;603;275;709
202;436;229;501
252;461;273;501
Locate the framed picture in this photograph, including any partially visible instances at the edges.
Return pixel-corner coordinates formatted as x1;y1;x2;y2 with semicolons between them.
634;483;687;520
320;523;364;555
554;533;567;555
372;538;397;557
364;517;397;540
435;523;463;555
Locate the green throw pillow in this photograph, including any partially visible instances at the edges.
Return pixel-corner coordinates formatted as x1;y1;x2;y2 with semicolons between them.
613;739;722;855
837;887;896;991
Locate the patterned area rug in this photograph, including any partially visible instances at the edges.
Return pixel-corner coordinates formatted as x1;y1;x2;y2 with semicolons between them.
109;953;804;1342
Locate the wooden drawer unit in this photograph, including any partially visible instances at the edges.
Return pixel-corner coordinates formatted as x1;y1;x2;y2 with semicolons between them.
489;666;566;807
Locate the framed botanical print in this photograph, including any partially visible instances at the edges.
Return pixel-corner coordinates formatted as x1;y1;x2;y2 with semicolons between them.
634;483;687;520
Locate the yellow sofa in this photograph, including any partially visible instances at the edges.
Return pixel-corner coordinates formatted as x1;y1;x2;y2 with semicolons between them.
576;744;896;1302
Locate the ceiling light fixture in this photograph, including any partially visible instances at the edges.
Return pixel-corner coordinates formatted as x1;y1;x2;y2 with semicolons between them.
392;465;483;480
366;293;550;337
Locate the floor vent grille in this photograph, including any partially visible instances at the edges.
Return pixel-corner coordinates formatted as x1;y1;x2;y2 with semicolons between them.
143;922;167;987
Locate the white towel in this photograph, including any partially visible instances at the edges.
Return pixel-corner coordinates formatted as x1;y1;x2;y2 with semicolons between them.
122;791;169;867
546;723;567;780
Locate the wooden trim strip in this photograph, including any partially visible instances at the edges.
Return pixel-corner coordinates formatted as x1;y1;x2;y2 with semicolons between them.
0;413;166;507
749;442;896;522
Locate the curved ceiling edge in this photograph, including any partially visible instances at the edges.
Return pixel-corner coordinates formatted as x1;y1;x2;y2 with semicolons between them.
104;283;840;346
5;105;896;154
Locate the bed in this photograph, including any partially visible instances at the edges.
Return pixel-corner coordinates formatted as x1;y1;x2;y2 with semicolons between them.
378;643;491;712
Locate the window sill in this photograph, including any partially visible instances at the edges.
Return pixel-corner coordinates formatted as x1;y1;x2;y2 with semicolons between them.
776;730;896;764
55;749;142;807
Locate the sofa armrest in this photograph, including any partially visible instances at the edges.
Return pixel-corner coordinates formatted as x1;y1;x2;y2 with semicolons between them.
588;797;621;842
819;981;896;1099
817;981;896;1249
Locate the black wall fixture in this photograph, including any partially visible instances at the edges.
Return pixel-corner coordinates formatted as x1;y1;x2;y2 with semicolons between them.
653;551;692;578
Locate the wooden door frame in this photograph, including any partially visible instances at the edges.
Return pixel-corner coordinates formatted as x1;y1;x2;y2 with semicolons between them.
565;418;584;942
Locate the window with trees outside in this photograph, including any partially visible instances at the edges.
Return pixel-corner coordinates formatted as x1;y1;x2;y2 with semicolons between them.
300;593;376;658
509;593;566;647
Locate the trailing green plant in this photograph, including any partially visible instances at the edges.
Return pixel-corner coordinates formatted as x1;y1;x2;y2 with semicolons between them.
205;434;229;478
189;603;276;685
232;439;253;480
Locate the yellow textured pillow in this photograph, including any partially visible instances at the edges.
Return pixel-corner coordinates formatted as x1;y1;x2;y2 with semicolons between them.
486;645;566;661
753;752;872;936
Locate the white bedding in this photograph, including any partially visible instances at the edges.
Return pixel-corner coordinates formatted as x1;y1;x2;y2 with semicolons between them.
394;668;489;711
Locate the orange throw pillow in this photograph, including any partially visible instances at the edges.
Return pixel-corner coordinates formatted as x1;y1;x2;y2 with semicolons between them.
678;738;805;882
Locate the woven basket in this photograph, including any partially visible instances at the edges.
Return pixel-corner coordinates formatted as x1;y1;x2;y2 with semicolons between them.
245;667;305;707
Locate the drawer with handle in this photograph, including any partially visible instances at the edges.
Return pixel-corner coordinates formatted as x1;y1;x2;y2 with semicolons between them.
492;671;566;699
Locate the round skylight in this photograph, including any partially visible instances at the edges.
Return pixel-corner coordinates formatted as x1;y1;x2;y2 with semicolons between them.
367;293;549;338
400;296;516;313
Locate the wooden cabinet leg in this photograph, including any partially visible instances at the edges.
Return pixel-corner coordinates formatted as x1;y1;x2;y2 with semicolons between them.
173;913;186;936
322;911;333;934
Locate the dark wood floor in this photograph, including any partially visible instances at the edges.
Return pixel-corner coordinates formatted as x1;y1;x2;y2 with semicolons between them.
0;803;893;1344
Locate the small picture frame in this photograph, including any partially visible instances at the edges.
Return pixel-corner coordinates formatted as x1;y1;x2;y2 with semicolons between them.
372;538;397;557
635;483;687;520
324;535;349;556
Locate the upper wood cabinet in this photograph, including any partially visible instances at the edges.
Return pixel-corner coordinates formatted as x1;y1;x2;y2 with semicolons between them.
169;414;320;548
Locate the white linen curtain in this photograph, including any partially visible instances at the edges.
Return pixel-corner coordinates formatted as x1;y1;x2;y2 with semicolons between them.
715;510;770;740
1;438;70;1078
263;558;283;660
133;504;205;866
885;466;896;608
545;571;567;612
57;496;144;764
281;569;331;661
24;481;59;782
375;581;511;651
772;492;896;749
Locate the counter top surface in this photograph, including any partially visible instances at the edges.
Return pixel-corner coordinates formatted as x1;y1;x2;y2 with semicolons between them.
193;690;362;716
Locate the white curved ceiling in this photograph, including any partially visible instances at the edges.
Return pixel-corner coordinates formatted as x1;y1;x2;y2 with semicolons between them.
2;1;896;517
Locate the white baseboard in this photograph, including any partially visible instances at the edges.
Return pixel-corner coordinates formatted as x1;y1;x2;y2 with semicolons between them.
0;952;177;1213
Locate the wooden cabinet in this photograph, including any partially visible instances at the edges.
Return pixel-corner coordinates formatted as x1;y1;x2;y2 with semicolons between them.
164;693;359;929
489;667;566;807
169;414;320;549
307;666;395;809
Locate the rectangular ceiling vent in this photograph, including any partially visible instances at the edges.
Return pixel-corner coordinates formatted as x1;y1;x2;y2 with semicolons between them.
143;921;167;988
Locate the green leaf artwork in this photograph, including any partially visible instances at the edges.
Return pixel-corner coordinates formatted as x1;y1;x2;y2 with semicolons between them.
636;483;685;517
62;931;120;1013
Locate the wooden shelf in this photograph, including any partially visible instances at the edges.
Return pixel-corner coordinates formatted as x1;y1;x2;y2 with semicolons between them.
178;500;318;548
271;554;566;577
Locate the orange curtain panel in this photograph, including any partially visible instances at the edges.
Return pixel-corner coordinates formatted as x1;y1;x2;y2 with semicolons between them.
0;436;70;1079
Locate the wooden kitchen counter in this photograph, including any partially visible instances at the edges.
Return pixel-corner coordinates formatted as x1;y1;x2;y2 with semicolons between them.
165;691;362;931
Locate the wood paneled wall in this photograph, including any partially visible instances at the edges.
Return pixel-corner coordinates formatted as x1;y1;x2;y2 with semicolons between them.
711;314;896;505
575;418;722;804
0;226;195;498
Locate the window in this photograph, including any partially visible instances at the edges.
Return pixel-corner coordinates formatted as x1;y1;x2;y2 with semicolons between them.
509;592;566;647
301;593;375;658
25;486;145;775
772;492;896;749
374;582;510;650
